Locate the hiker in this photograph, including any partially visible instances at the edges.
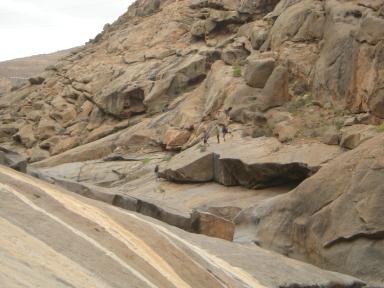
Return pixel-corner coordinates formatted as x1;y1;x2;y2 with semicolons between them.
202;129;209;146
222;124;233;141
154;165;160;181
214;125;220;143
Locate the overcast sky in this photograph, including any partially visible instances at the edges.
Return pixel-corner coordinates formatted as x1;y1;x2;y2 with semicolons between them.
0;0;133;61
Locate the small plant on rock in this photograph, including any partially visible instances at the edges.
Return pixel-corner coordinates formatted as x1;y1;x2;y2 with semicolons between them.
141;158;151;165
266;121;275;132
232;65;242;77
376;123;384;133
334;119;344;131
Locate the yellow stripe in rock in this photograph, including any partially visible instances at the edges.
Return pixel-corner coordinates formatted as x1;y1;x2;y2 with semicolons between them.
0;182;159;288
0;166;192;288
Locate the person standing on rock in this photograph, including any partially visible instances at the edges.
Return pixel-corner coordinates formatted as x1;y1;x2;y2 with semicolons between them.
154;165;160;181
202;129;209;146
222;124;233;142
214;125;220;143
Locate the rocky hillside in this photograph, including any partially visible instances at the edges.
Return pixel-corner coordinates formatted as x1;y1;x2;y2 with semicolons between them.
1;0;384;286
0;49;73;95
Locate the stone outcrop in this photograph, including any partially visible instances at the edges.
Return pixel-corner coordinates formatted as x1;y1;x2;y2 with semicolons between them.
339;124;378;149
32;151;294;239
160;137;342;188
28;76;45;85
234;134;384;285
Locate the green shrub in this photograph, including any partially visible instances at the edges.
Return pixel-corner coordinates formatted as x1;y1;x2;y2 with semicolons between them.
141;158;151;164
232;65;242;77
334;120;344;131
376;123;384;133
266;121;275;131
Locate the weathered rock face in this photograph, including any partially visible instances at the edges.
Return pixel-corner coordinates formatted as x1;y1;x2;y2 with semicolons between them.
257;65;290;111
160;137;342;188
0;165;366;288
1;0;384;160
234;134;384;285
1;0;384;285
238;0;280;15
311;2;384;115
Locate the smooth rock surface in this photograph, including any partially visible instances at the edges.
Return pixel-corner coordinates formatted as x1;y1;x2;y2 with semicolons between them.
235;134;384;285
0;165;365;288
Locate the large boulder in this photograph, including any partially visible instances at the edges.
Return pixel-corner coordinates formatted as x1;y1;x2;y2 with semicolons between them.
27;146;50;163
266;0;325;49
238;0;280;15
160;151;214;183
190;0;238;10
273;121;297;142
28;76;45;85
160;137;343;188
221;47;249;66
355;15;384;45
129;0;160;17
243;57;275;88
250;26;269;50
339;124;377;149
35;118;60;141
234;134;384;285
258;65;290;111
191;211;235;241
190;20;216;37
163;128;191;150
13;124;37;148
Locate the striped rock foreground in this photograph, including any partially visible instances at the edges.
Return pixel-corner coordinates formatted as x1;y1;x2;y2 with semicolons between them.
0;165;364;288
